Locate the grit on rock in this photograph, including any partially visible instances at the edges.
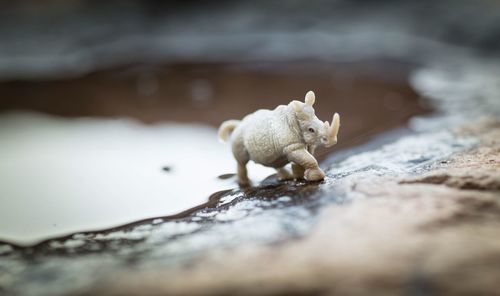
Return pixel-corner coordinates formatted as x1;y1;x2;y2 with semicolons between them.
87;120;500;295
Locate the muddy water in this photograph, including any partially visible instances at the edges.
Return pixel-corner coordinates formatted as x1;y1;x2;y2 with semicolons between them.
0;113;276;246
0;61;426;154
0;61;426;247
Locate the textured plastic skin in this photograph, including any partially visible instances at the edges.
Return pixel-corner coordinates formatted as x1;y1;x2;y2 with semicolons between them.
219;91;340;186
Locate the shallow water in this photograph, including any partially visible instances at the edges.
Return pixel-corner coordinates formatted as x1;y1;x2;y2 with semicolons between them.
0;59;427;246
0;61;426;158
0;112;275;245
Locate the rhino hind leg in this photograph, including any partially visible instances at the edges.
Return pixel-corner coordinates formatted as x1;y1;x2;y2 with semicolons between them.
231;134;251;186
292;164;305;179
237;162;250;186
276;167;293;181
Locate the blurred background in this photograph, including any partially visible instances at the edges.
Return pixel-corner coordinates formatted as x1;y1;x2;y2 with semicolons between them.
5;0;500;148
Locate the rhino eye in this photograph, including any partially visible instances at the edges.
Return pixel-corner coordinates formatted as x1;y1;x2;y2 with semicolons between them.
308;128;315;133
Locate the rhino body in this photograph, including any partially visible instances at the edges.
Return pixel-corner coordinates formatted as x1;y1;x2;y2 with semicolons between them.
219;91;340;186
233;104;303;168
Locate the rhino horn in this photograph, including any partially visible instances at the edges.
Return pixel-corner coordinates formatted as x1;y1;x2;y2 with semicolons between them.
329;113;340;142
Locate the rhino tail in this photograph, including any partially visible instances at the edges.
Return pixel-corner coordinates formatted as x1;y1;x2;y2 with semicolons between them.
218;120;240;142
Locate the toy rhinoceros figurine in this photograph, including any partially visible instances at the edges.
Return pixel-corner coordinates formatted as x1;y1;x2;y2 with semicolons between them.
218;91;340;186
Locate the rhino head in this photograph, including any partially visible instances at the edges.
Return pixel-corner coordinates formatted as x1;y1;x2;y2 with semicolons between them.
289;90;340;148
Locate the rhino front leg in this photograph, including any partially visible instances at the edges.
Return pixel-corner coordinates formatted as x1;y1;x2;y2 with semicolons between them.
286;148;325;181
291;145;315;180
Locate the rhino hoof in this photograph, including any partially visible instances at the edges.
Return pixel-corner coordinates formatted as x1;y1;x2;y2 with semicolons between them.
304;168;325;181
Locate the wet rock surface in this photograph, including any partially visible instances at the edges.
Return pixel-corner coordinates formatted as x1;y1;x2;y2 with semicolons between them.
84;119;500;296
402;120;500;191
1;55;500;295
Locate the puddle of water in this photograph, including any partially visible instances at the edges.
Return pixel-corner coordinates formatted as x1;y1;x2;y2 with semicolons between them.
0;61;428;160
0;112;275;245
0;61;429;247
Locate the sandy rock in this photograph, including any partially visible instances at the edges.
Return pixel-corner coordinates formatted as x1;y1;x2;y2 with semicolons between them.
402;119;500;191
88;120;500;295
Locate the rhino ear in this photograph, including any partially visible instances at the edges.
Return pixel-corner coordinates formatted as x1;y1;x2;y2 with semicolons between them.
305;91;315;106
291;100;303;112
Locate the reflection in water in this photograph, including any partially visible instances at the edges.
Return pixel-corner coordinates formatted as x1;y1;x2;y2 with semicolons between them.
0;112;275;245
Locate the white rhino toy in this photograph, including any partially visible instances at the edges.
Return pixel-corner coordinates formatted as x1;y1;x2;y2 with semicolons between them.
218;90;340;186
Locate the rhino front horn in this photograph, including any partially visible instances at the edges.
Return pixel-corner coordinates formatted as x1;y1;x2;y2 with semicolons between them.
330;113;340;140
